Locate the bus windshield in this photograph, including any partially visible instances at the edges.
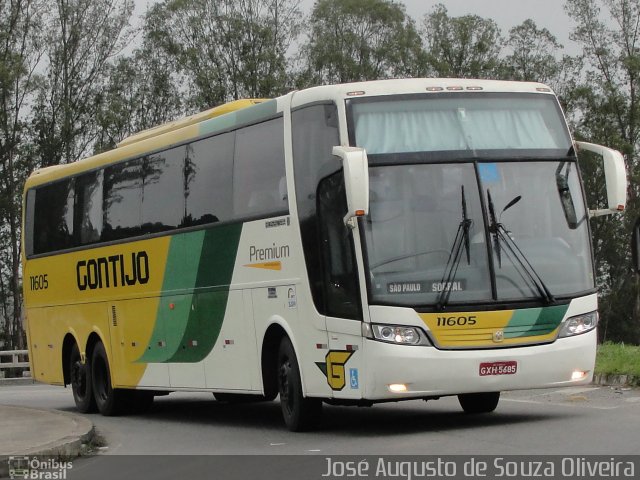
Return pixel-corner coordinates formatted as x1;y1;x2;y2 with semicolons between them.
349;93;572;158
349;94;593;307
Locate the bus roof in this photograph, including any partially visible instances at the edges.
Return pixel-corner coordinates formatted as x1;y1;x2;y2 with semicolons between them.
117;99;267;148
24;78;556;191
290;78;555;108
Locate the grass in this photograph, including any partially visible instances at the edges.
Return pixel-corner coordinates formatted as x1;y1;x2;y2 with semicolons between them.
595;342;640;377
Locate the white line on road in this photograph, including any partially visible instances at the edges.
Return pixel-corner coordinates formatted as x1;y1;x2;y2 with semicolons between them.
550;387;601;395
502;397;618;410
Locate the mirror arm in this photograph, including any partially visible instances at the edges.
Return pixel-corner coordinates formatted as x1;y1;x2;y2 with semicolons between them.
344;216;358;230
590;208;620;218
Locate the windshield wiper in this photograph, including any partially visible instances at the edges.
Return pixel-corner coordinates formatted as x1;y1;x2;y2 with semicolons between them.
487;189;555;304
487;190;502;267
436;186;472;310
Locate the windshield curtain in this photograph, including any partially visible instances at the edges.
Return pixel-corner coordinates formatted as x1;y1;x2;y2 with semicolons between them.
362;162;594;307
350;93;572;157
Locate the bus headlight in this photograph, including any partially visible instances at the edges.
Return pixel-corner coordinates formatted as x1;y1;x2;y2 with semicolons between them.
558;311;598;338
364;323;431;346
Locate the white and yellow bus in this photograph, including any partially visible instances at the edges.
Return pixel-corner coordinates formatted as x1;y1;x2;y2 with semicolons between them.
22;79;627;431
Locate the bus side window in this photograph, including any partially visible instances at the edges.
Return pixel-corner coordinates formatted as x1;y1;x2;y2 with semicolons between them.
102;160;143;242
183;132;235;227
142;148;184;233
233;117;286;218
74;171;104;246
32;178;74;255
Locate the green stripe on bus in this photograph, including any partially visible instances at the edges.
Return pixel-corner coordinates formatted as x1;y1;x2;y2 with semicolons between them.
199;99;278;137
138;231;205;363
138;223;242;363
505;304;568;339
168;223;243;362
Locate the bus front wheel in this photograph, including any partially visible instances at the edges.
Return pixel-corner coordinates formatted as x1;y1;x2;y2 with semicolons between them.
69;343;96;413
458;392;500;414
91;341;129;416
277;337;322;431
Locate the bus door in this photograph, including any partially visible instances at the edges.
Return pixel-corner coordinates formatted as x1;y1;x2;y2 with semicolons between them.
318;171;364;399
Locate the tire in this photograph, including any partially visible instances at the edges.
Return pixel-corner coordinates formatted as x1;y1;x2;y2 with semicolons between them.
458;392;500;414
69;343;96;413
277;337;322;431
91;341;130;416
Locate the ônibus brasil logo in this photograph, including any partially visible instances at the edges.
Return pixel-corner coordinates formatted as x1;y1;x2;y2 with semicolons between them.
8;456;72;480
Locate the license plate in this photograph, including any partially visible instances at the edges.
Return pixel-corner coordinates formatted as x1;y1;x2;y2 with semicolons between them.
479;361;517;376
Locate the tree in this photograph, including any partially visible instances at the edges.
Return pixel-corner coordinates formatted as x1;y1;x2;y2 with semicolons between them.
0;0;46;349
147;0;301;110
422;4;501;78
498;19;582;113
32;0;134;166
94;48;184;153
566;0;640;343
300;0;426;85
500;19;563;84
0;0;133;349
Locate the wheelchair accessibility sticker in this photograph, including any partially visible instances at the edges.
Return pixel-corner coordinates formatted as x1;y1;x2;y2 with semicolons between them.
350;368;359;389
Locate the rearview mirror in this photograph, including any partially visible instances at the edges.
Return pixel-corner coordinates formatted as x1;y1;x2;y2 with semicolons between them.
575;141;627;217
332;146;369;226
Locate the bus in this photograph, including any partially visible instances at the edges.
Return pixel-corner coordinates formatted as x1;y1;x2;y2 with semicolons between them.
22;79;627;431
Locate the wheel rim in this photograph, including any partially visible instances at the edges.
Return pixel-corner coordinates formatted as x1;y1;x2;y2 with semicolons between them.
279;356;294;416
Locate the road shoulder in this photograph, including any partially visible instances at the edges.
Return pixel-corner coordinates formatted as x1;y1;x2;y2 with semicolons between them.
0;405;94;477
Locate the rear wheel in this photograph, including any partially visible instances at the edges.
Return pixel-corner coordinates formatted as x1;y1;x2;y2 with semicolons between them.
69;343;96;413
458;392;500;414
91;341;130;416
277;337;322;431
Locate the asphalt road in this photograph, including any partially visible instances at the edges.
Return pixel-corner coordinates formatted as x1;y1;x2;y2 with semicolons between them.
1;383;639;457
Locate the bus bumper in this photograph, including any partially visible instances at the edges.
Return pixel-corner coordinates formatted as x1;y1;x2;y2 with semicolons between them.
361;328;597;400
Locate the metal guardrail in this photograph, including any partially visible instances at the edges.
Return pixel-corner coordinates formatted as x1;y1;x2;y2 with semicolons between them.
0;350;30;370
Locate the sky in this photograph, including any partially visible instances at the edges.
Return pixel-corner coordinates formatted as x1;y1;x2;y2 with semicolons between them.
135;0;582;54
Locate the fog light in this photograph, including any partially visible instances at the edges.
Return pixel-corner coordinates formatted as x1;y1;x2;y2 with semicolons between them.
388;384;408;393
571;370;588;381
